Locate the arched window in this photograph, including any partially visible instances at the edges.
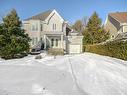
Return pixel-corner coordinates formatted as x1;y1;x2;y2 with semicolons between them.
56;39;58;47
51;39;54;46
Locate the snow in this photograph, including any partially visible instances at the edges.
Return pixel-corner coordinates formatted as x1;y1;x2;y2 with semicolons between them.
0;53;127;95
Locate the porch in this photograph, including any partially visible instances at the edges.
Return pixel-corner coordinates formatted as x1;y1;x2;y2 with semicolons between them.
43;34;64;50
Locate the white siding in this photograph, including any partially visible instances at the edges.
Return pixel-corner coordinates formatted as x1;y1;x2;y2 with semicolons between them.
43;13;63;32
69;45;82;54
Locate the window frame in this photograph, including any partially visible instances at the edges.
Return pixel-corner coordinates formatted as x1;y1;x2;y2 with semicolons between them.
53;24;56;30
40;24;43;31
31;23;38;31
51;39;54;47
56;39;58;47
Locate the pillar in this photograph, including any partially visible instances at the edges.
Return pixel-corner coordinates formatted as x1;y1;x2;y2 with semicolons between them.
44;35;46;49
61;35;63;48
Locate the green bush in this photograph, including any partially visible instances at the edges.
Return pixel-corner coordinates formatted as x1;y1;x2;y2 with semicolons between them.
84;40;127;60
48;48;64;55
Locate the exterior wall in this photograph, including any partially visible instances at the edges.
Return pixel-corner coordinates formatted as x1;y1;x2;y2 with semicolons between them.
123;25;127;32
23;21;30;35
23;20;41;47
67;36;83;53
105;16;120;38
43;13;63;32
104;15;127;38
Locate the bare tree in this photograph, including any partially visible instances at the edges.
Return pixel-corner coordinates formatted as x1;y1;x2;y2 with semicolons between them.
81;16;89;27
0;13;5;23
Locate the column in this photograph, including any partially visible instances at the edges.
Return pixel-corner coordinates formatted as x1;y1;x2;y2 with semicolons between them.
61;35;63;48
44;35;46;50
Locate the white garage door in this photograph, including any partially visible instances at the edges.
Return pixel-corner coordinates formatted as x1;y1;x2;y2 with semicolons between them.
69;45;81;54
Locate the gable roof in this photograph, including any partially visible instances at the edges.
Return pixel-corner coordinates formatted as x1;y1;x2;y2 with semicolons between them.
25;10;53;21
109;12;127;23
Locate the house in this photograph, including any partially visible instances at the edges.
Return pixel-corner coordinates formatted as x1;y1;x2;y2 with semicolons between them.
104;12;127;39
23;9;83;54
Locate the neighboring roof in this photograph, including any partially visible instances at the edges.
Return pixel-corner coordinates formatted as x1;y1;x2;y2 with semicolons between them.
109;12;127;23
25;10;53;21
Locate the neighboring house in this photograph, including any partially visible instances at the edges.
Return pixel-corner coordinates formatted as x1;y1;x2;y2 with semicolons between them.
23;9;83;54
104;12;127;39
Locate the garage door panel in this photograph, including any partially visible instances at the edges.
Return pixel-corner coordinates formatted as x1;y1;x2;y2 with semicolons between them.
69;45;81;54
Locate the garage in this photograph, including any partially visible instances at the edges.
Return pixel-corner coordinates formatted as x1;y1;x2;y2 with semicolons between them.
69;44;82;54
67;31;83;54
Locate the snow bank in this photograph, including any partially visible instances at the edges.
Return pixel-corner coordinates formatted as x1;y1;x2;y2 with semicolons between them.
0;52;127;95
69;53;127;95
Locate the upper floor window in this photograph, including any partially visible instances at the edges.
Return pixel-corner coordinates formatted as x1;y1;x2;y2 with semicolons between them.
32;23;38;31
40;24;43;31
53;24;56;30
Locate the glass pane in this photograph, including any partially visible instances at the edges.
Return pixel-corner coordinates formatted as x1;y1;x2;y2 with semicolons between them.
51;39;54;46
56;39;58;46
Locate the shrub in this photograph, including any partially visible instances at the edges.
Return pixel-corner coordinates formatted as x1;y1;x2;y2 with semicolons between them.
48;48;64;55
84;40;127;60
1;53;28;60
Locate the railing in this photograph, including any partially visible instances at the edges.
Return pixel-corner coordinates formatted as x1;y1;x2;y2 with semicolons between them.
43;31;63;35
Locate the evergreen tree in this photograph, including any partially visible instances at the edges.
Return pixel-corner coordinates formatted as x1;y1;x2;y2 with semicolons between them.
0;9;30;59
83;12;109;45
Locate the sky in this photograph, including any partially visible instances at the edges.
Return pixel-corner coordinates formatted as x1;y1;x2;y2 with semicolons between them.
0;0;127;24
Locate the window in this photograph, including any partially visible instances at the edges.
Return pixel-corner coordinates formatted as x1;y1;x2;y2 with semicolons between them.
53;24;56;30
32;38;34;45
32;37;38;45
32;23;38;31
32;24;35;31
35;23;38;31
36;37;38;44
56;39;58;47
40;24;43;31
51;39;54;46
55;24;56;30
53;24;54;30
40;37;43;41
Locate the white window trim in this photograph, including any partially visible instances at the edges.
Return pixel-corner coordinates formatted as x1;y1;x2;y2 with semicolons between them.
31;23;38;31
53;24;56;30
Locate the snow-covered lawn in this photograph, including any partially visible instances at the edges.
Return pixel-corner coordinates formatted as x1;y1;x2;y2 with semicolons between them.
0;53;127;95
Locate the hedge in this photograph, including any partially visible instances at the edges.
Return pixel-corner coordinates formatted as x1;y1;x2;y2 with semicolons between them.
84;40;127;60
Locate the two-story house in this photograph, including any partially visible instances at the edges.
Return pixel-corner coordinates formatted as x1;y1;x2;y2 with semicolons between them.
104;12;127;39
23;9;83;54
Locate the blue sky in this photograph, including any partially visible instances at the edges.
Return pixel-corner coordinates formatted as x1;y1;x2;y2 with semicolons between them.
0;0;127;24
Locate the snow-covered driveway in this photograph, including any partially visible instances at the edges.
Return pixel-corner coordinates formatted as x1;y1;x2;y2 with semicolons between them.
0;53;127;95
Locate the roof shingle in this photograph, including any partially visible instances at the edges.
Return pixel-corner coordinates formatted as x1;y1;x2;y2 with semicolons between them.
25;10;53;21
109;12;127;23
